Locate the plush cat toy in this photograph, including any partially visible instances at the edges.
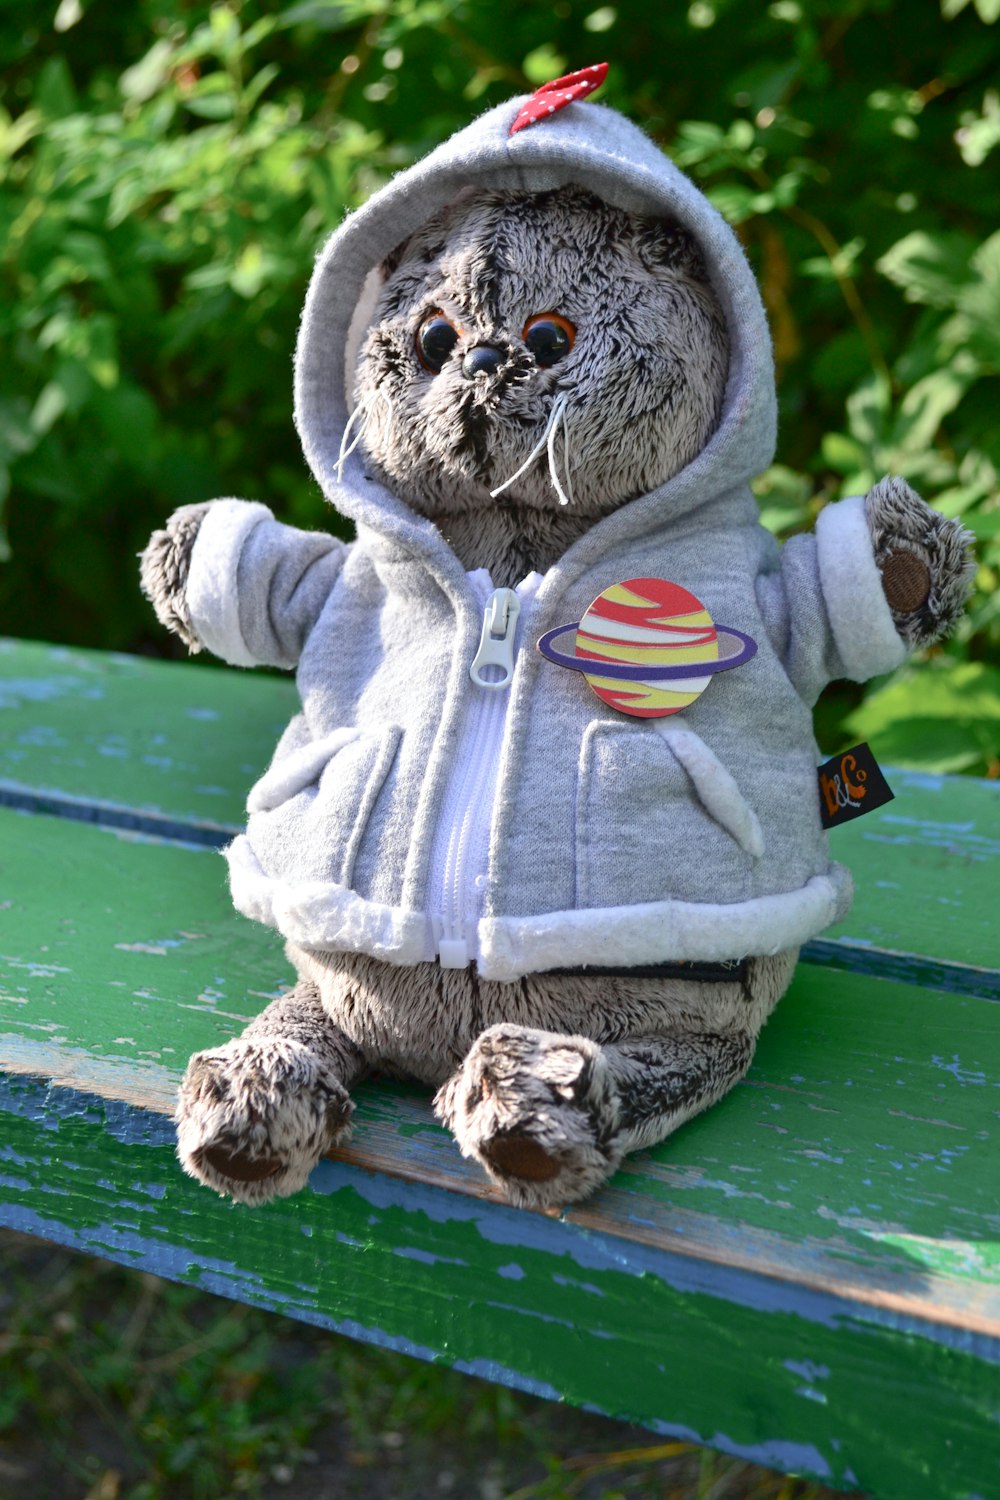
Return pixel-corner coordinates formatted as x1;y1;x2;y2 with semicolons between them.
142;67;973;1209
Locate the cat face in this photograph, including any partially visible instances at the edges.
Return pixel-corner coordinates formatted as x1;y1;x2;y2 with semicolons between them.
352;185;729;521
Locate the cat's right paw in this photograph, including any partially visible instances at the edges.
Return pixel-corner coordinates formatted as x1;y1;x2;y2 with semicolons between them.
176;1035;353;1205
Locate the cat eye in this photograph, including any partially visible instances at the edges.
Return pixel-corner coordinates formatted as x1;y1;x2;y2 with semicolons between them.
523;313;576;368
416;311;460;373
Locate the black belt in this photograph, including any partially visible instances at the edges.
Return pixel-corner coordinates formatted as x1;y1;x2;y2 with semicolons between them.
540;959;749;983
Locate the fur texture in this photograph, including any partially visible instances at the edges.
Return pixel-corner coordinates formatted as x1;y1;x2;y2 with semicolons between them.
185;946;798;1208
140;502;211;652
354;186;729;586
865;475;976;649
176;980;364;1204
435;1025;623;1207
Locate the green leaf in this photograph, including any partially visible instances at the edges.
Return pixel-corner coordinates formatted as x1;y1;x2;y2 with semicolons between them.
0;399;39;463
753;464;814;536
0;107;43;160
53;0;84;33
244;64;280;113
30;382;68;436
182;76;236;120
230;243;269;298
522;46;566;85
876;230;977;309
120;40;175;104
33;55;76;117
845;373;891;448
954;88;1000;166
276;1;358;31
821;432;868;474
887;366;973;456
671;120;727;168
706;182;757;223
845;663;1000;775
966;507;1000;538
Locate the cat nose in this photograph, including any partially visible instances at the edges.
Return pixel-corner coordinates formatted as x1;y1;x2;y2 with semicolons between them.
462;344;505;378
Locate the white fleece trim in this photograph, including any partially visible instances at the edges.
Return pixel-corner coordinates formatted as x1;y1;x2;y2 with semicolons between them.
228;832;852;982
186;500;273;668
477;868;853;982
815;496;907;682
226;835;429;964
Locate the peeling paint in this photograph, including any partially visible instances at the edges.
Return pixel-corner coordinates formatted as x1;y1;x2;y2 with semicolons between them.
393;1246;468;1269
931;1056;992;1087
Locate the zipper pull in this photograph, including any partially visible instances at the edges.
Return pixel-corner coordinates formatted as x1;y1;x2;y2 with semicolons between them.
469;588;520;689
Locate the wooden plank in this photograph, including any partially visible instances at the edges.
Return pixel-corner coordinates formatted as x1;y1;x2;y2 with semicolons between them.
822;767;1000;997
1;1073;996;1500
0;637;295;833
2;810;997;1329
2;638;998;994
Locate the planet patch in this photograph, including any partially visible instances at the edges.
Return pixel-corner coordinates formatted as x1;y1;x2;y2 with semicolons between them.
537;577;757;719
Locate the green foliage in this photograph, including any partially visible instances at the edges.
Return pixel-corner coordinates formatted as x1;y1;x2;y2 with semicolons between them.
0;0;997;772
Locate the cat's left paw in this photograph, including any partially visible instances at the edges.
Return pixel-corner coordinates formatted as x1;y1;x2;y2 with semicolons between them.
434;1024;623;1209
864;475;976;649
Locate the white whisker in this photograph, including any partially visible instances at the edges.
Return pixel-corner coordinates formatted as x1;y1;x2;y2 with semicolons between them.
547;394;573;507
336;401;368;483
489;392;568;501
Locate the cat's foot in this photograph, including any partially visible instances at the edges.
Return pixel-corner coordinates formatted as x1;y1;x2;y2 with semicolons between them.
434;1024;622;1209
176;1035;353;1205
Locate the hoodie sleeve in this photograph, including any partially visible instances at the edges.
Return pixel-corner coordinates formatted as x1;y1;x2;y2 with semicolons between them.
756;495;907;706
185;499;347;670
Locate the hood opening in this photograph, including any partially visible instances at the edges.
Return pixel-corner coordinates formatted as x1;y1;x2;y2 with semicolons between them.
294;96;776;577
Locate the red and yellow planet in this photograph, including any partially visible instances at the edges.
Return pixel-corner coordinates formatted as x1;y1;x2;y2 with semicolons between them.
537;577;757;719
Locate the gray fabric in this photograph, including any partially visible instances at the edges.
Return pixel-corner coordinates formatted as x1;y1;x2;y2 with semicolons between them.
236;515;347;669
179;91;919;977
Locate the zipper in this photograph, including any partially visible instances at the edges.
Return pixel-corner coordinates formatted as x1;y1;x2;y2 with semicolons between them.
470;589;520;688
428;577;538;969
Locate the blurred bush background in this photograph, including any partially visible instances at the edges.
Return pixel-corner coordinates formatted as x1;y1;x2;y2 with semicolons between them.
0;0;997;773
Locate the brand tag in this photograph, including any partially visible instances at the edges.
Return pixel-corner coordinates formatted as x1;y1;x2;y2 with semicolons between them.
817;742;894;829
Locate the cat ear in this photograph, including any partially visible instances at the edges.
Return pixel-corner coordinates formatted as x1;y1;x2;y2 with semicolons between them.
380;242;406;279
633;217;708;280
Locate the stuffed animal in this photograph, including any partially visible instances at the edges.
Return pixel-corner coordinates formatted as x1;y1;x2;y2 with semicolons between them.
141;67;973;1209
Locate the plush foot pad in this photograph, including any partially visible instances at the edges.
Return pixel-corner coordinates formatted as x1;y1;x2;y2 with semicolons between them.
434;1024;622;1209
176;1036;353;1205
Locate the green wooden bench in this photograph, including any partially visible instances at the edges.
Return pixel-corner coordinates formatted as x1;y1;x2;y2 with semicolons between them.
1;635;997;1500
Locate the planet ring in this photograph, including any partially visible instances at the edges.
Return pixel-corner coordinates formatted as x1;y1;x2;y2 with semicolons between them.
536;622;757;682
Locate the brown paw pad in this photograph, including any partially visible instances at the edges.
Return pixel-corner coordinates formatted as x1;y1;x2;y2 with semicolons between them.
198;1146;283;1183
881;550;930;612
483;1132;562;1184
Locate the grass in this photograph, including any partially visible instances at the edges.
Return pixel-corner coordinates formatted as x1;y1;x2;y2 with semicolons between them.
0;1228;860;1500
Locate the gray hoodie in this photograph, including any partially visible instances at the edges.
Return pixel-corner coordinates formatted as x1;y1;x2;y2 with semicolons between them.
181;90;907;981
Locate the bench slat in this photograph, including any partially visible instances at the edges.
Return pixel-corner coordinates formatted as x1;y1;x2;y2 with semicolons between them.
3;638;998;994
2;809;996;1326
0;637;294;831
2;640;999;1500
1;1067;996;1500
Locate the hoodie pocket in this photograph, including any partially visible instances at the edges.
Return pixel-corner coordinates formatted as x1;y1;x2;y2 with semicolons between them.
247;727;365;813
245;723;401;890
575;721;762;910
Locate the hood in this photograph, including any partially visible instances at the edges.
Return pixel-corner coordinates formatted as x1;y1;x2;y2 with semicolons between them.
293;88;776;583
